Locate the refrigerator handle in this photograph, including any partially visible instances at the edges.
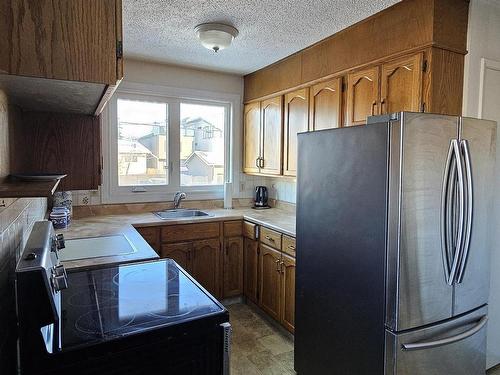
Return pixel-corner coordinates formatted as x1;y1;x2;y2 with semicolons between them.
456;140;473;283
447;140;466;286
401;315;487;351
440;140;454;282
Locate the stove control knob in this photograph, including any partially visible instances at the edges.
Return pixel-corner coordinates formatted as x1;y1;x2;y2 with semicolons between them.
53;264;67;278
51;265;68;292
55;234;65;250
51;274;68;292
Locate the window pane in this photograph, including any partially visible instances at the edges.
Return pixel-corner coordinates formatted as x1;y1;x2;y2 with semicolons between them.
180;103;225;186
117;99;168;186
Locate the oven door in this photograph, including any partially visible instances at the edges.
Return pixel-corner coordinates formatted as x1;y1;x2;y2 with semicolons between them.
385;306;487;375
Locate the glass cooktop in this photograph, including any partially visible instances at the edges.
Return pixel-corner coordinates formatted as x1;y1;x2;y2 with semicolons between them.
61;259;224;349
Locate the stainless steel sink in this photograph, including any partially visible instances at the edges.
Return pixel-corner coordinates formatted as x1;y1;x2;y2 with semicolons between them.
153;209;211;220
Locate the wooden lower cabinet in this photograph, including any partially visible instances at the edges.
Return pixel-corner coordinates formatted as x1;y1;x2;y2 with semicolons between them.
281;254;296;333
243;237;259;304
259;244;282;321
223;237;244;298
191;239;220;298
160;242;192;272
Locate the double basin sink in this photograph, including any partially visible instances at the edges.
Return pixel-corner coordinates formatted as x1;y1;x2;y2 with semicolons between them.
154;209;212;220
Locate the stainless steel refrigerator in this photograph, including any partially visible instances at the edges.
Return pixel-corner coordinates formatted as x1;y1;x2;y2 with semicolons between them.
295;112;497;375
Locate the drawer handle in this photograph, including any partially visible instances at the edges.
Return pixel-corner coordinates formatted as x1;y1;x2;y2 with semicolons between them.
265;236;275;242
401;315;488;351
288;245;296;250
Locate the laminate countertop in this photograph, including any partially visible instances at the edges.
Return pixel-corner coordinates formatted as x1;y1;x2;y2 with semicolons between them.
58;207;296;270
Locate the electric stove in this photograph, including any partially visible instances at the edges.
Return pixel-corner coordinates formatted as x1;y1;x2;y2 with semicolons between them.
16;221;231;375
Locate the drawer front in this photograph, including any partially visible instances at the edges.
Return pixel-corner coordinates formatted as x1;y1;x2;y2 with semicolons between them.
161;222;220;243
243;221;257;240
282;235;296;257
223;221;243;237
260;227;282;249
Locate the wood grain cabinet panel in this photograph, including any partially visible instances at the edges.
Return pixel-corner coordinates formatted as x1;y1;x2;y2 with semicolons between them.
136;226;160;252
244;237;259;304
160;242;193;273
10;111;102;190
346;66;380;126
380;53;423;114
243;102;261;174
223;221;242;237
309;78;342;130
259;244;282;321
260;227;282;250
284;89;309;177
0;0;121;85
282;235;296;258
280;254;296;333
223;237;244;298
161;222;220;243
243;221;257;240
191;239;220;298
260;96;283;175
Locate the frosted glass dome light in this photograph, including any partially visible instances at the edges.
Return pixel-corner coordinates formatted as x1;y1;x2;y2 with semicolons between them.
195;23;239;53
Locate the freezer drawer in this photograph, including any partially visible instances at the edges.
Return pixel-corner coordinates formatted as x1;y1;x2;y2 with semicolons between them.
385;306;487;375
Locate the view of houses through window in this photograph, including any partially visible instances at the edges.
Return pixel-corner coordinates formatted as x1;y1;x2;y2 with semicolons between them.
117;98;226;188
180;103;225;186
117;99;168;186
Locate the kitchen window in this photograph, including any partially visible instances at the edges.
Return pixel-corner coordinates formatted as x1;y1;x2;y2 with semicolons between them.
103;85;234;204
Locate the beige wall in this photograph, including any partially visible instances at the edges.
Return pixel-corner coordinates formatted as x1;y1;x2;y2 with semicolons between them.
124;59;243;95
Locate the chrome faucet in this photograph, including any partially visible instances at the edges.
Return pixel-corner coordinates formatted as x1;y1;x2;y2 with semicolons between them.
173;191;187;209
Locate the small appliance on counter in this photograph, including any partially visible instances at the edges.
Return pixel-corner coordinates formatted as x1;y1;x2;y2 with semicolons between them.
253;186;270;209
16;221;231;375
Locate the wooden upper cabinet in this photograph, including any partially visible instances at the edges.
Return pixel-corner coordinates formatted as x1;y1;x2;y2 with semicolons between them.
380;53;423;114
260;96;283;175
284;89;309;177
0;0;122;85
309;78;342;130
243;102;261;174
346;67;380;126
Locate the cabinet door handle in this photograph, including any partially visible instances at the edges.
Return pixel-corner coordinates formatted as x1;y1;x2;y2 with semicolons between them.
371;100;377;116
380;98;386;113
275;259;280;272
265;235;275;242
256;157;260;168
280;261;285;274
259;158;265;168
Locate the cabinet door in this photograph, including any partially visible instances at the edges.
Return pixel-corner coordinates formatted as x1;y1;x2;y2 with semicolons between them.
309;78;342;130
243;102;261;173
160;242;192;272
0;0;120;85
284;89;309;177
244;237;259;304
223;237;244;298
261;96;283;175
281;254;296;333
346;66;380;126
192;239;220;297
259;244;281;321
380;53;423;114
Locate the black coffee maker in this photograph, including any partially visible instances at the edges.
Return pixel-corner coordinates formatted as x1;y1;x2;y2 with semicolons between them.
254;186;269;208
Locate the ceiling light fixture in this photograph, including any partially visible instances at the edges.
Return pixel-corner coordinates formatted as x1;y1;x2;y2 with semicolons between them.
195;23;239;53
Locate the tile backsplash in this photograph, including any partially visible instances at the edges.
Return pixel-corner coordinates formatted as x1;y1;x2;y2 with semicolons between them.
0;198;47;374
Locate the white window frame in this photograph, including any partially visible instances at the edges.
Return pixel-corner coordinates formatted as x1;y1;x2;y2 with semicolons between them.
101;81;240;204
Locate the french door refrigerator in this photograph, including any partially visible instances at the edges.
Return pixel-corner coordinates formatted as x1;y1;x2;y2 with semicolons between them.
295;112;497;375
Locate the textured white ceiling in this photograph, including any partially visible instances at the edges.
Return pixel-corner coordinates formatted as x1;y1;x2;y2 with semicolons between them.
123;0;400;75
